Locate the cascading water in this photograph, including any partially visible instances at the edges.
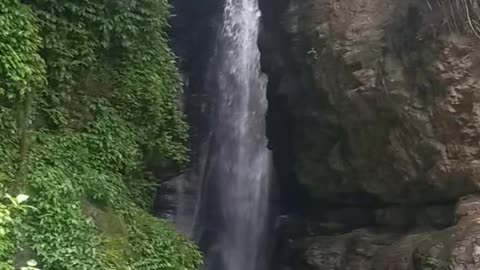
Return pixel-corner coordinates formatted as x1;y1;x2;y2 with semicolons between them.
178;0;272;269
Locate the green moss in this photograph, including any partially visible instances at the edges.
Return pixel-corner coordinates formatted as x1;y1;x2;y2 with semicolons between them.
82;199;130;269
83;200;128;235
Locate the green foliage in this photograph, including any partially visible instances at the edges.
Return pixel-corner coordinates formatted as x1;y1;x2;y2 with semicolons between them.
128;212;202;270
107;0;189;164
0;194;35;270
0;0;201;269
0;0;45;99
23;0;102;90
25;116;201;269
0;120;17;184
24;0;189;164
0;0;46;194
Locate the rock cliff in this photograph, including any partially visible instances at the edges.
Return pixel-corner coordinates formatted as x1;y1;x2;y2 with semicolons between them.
262;0;480;204
259;0;480;269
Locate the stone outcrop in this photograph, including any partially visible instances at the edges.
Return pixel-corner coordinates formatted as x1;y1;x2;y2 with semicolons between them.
276;195;480;270
261;0;480;204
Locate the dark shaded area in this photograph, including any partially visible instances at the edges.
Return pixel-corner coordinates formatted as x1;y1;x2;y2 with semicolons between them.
257;1;317;268
169;0;224;158
169;3;227;267
153;0;226;227
259;0;309;214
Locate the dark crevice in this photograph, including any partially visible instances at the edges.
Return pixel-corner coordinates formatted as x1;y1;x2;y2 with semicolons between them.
259;0;310;214
169;0;224;160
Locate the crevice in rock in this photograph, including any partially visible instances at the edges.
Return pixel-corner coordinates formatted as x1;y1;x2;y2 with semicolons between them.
259;0;310;214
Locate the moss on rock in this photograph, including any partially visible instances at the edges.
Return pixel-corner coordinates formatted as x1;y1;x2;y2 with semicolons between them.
82;199;130;268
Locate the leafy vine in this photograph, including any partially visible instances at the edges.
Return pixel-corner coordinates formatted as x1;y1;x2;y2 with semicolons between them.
0;0;201;269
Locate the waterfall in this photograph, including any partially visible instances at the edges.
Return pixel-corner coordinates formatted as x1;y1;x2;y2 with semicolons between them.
180;0;272;269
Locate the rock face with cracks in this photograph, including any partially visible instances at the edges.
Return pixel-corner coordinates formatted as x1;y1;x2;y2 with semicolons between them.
262;0;480;204
258;0;480;269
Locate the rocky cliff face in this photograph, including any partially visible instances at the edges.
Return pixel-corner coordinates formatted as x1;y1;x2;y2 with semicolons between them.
262;0;480;204
259;0;480;269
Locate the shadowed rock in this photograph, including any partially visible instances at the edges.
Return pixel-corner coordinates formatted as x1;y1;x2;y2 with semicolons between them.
284;195;480;270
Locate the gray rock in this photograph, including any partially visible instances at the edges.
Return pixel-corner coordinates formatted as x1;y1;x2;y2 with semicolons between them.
288;195;480;270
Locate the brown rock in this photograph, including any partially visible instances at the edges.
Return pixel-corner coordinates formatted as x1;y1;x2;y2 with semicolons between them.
264;0;480;204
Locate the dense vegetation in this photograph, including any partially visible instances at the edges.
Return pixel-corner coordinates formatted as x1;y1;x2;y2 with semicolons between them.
0;0;201;269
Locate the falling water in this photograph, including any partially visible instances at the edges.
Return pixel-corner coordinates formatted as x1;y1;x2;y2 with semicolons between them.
184;0;272;269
